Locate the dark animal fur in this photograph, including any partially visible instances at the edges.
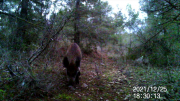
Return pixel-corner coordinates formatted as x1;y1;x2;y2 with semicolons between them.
63;43;82;85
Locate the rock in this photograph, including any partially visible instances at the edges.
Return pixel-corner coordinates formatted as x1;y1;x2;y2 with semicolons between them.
68;85;75;90
124;94;131;100
82;83;88;88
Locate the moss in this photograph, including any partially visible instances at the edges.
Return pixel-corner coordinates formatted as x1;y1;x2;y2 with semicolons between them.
54;93;73;100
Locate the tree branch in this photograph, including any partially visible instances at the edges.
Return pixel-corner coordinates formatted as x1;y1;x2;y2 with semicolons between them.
28;12;73;64
7;65;17;77
164;0;180;11
0;11;44;29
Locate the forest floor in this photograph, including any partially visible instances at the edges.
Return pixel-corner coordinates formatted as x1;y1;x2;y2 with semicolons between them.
1;46;179;100
30;48;179;101
31;49;135;101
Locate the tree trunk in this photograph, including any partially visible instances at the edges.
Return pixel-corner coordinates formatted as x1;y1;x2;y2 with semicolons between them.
15;0;29;50
74;0;80;45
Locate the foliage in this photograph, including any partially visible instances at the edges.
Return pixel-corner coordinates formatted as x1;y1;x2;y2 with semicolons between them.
0;89;6;100
138;0;180;66
0;0;179;100
55;0;116;52
118;0;180;66
129;66;180;100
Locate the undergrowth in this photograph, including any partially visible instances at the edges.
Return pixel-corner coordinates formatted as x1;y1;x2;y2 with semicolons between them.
128;65;180;100
1;45;179;100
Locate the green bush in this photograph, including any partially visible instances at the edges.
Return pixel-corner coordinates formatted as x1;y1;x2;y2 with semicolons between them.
0;89;6;100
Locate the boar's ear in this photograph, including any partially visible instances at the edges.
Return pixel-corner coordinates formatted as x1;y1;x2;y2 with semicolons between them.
63;57;69;67
75;57;81;67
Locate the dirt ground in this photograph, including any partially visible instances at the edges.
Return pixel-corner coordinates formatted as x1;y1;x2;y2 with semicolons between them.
32;49;135;101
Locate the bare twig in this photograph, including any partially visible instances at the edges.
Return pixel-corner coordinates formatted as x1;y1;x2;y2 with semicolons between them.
7;65;17;77
95;63;101;79
141;13;180;46
164;0;180;11
28;12;73;64
143;28;164;45
0;11;43;29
